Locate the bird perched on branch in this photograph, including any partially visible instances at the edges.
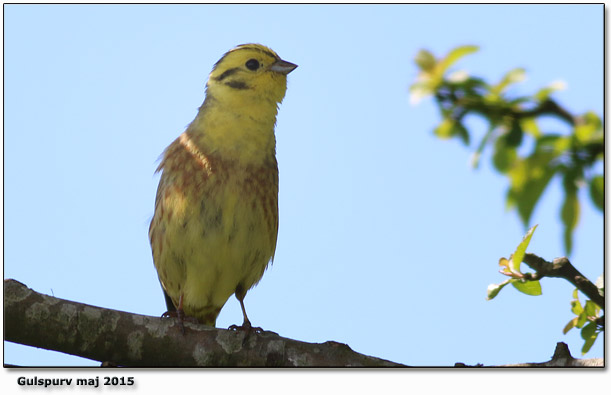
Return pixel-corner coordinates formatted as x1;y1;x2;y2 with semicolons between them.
149;44;297;331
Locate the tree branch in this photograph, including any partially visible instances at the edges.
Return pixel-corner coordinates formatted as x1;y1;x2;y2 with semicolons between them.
457;342;602;367
523;254;605;310
440;83;576;127
519;99;576;126
4;279;402;367
5;279;603;367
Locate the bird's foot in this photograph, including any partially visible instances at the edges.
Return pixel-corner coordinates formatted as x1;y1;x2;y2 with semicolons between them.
229;320;263;335
161;310;178;319
229;320;264;346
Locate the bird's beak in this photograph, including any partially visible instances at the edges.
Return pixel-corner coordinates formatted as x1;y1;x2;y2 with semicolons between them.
270;59;298;75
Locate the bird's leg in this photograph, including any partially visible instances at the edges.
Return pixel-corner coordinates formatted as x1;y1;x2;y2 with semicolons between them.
229;289;263;333
176;294;187;334
161;293;190;334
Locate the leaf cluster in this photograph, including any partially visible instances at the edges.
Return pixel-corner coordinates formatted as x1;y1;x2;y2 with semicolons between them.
563;285;604;355
487;225;542;300
487;225;603;355
410;46;603;254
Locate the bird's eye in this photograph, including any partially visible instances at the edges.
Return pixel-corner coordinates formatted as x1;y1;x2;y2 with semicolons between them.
245;59;260;71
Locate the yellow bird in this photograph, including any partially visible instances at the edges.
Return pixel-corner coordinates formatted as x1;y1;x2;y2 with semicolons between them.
149;44;297;330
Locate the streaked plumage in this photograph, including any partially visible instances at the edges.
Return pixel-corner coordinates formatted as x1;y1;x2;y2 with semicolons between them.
149;44;297;328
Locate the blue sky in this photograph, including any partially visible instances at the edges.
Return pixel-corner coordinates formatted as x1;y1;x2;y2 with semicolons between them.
3;2;604;372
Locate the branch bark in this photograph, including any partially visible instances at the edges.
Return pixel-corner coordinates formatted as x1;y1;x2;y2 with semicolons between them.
457;342;603;367
523;253;605;311
4;279;603;367
4;279;402;367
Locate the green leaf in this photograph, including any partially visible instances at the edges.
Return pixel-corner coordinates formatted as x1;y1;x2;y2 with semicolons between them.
490;68;526;98
581;321;597;340
414;49;437;72
511;279;542;296
571;299;583;315
570;298;583;315
510;225;538;273
487;279;512;300
433;119;470;144
434;118;455;139
534;80;566;102
574;111;602;144
505;120;523;147
520;118;542;138
583;300;600;317
576;311;588;328
563;317;578;334
507;152;558;225
580;322;598;355
581;333;598;355
437;45;479;75
589;175;604;211
455;122;470;145
535;134;570;155
561;173;580;255
498;257;510;268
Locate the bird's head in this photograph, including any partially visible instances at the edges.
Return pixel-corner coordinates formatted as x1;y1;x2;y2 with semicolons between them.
206;44;297;106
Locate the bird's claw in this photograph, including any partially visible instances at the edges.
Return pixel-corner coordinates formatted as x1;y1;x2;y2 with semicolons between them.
161;311;178;319
229;322;263;334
